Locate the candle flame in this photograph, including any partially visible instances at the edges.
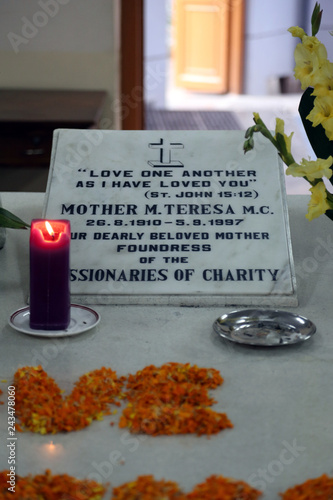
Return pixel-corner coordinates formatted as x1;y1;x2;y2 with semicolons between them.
45;221;55;238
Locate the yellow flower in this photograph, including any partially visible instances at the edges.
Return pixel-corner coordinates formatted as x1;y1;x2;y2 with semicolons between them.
322;119;333;140
310;60;333;95
274;118;293;154
307;94;333;140
275;118;285;135
288;26;306;39
294;36;328;89
302;35;327;58
306;182;330;221
294;44;317;88
286;156;333;181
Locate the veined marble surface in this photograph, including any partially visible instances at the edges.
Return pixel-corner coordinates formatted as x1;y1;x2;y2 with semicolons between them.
0;192;333;499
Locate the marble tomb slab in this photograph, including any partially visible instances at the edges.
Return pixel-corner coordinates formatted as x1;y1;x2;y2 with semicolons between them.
43;129;297;306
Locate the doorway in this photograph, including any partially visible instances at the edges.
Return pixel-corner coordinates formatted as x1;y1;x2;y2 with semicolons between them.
120;0;245;130
172;0;244;94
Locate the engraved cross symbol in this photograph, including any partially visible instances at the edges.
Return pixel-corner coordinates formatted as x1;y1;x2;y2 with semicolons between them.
148;138;184;167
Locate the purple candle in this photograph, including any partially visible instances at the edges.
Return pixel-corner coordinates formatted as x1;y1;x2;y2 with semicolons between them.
30;219;71;330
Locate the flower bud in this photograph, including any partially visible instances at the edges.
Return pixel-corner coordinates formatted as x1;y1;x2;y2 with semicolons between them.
311;2;322;36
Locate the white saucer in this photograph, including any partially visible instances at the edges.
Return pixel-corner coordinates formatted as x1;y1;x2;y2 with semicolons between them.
9;304;100;338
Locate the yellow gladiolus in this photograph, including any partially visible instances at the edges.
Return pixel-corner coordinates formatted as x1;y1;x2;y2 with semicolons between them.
275;118;285;135
286;156;333;181
307;94;333;140
306;182;330;221
310;60;333;95
244;5;333;225
294;36;328;89
322;118;333;140
288;26;306;39
294;44;318;88
302;35;327;59
275;118;294;154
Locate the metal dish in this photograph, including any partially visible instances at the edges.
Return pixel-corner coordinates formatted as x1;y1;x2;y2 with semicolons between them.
213;309;316;346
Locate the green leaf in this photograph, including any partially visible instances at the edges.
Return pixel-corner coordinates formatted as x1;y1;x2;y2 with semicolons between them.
311;2;322;36
0;207;30;229
275;132;288;156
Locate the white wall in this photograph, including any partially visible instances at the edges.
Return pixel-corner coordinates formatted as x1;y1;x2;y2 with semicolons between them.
144;0;168;108
244;0;303;94
1;0;332;117
244;0;333;95
0;0;120;128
